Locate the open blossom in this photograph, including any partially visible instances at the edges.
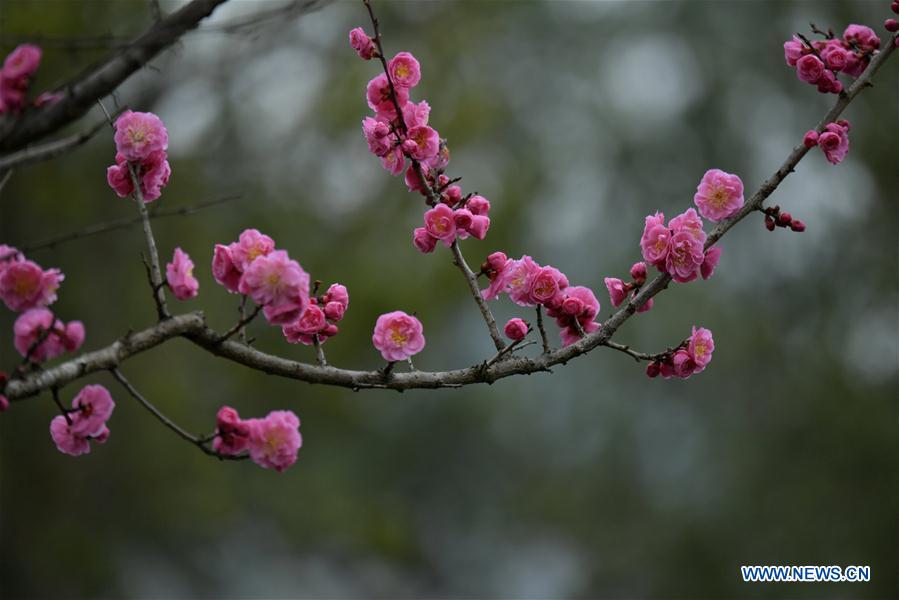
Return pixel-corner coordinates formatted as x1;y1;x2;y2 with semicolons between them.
604;277;628;307
796;54;825;84
349;27;375;60
843;24;880;54
481;251;510;300
504;318;529;341
13;309;84;362
0;258;63;312
69;385;115;438
666;230;705;283
113;111;168;162
366;73;409;118
693;169;744;221
528;265;568;306
689;326;715;371
388;52;421;88
817;121;850;165
402;125;439;161
362;116;393;156
230;228;275;271
213;406;250;456
372;310;425;362
640;212;671;269
166;247;199;301
106;150;171;202
239;250;310;320
502;256;540;306
641;208;708;283
550;285;601;347
247;410;302;472
3;44;41;81
403;100;431;129
423;203;456;246
380;145;406;175
212;244;242;293
783;35;804;66
50;416;92;456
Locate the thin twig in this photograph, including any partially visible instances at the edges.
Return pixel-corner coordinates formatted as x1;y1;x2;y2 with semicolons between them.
313;336;327;366
219;305;262;343
238;295;249;343
0;113;122;171
110;368;246;460
485;338;536;369
536;306;550;354
450;240;505;351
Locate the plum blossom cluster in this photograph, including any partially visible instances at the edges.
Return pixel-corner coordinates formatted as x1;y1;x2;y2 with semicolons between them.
0;44;58;113
645;327;715;380
212;406;302;472
0;246;84;364
106;111;172;203
283;283;350;346
351;28;493;249
640;208;721;284
212;229;309;325
49;385;115;456
803;119;851;165
481;252;600;347
372;310;425;362
784;24;880;94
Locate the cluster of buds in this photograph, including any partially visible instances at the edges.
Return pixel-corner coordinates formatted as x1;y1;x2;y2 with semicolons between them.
213;406;302;472
283;283;350;346
604;261;658;314
803;120;851;165
645;327;715;380
762;205;806;233
784;24;880;94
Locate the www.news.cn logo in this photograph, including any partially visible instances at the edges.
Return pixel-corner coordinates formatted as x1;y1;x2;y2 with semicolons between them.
741;565;871;583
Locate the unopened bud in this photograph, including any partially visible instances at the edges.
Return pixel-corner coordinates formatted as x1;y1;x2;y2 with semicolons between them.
789;219;806;232
645;362;661;378
765;215;776;231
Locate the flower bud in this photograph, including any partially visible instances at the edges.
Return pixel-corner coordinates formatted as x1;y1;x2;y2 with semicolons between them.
803;130;819;148
764;215;776;231
629;261;647;285
645;362;661;378
885;18;899;32
789;219;806;232
503;318;528;341
777;212;792;226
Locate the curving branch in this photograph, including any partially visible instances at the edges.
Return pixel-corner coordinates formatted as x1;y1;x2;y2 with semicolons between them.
0;0;230;153
2;28;896;410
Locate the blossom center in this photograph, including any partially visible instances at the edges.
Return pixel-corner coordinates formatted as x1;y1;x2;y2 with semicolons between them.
389;327;408;346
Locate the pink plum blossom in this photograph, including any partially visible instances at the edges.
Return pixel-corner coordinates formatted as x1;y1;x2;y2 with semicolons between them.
212;244;242;293
783;35;805;66
231;229;275;270
467;195;490;216
238;250;310;318
700;247;722;280
213;406;250;456
106;150;171;202
372;310;426;362
247;410;302;472
380;145;406;175
362;116;393;156
640;212;670;269
323;283;349;310
366;73;409;118
796;54;824;84
693;169;744;221
349;27;376;60
502;256;540;306
61;321;86;352
69;384;115;438
403;100;431;129
671;349;697;379
402;125;439;161
423;203;457;246
2;44;41;81
13;308;64;362
843;24;880;54
604;277;628;307
412;227;437;253
528;265;568;306
0;258;63;311
166;247;199;301
818;121;850;164
50;415;91;456
688;326;715;370
113;111;168;162
630;261;647;285
466;215;490;240
388;52;421;88
504;318;528;341
665;230;705;283
324;301;345;322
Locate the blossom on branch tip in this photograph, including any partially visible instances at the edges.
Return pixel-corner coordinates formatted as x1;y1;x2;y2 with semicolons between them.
247;410;302;472
349;27;376;60
403;125;440;161
50;416;91;456
212;244;242;293
372;311;425;362
388;52;421;88
700;247;722;280
69;384;115;438
604;277;628;308
423;203;457;246
113;111;168;162
13;308;83;362
238;250;310;324
0;258;63;312
412;227;437;253
366;73;409;118
166;247;199;301
689;326;715;371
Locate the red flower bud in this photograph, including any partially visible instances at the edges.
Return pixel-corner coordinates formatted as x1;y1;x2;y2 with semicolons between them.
765;215;776;231
789;219;806;232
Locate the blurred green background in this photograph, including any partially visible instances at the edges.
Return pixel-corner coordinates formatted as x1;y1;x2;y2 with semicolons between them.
1;0;897;597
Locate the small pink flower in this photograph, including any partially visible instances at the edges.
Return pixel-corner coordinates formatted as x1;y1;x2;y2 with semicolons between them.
424;203;457;246
140;151;171;202
61;321;85;352
213;406;250;456
13;308;62;361
366;73;409;117
528;266;568;306
604;277;628;308
803;130;819;148
403;100;431;129
113;111;168;162
69;384;115;438
504;318;528;341
783;35;805;66
669;207;706;243
349;27;376;60
212;244;242;293
688;326;715;370
403;125;439;161
247;410;302;473
388;52;421;88
671;349;697;379
665;230;705;283
453;208;474;233
238;250;310;317
843;24;880;54
231;229;275;271
466;215;490;240
630;261;647;285
640;211;670;269
295;304;326;335
362;117;393;157
0;258;63;312
263;301;304;326
50;415;91;457
693;168;744;221
700;247;722;280
372;310;426;362
324;301;345;322
818;121;850;164
821;44;849;71
412;227;438;253
467;195;490;216
481;252;510;301
380;145;406;175
2;44;41;81
796;54;824;84
166;247;199;301
504;256;541;306
323;283;349;309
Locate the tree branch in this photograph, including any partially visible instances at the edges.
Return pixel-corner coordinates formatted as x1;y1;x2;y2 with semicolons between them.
0;113;119;172
0;0;231;152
